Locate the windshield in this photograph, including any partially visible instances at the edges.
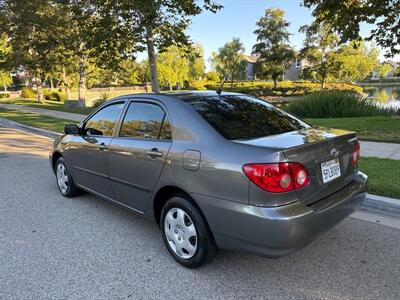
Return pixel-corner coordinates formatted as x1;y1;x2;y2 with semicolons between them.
182;95;309;140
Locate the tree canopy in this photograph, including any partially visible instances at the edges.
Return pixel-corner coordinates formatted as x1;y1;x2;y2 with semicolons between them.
299;22;341;88
335;41;378;82
303;0;400;57
157;45;189;90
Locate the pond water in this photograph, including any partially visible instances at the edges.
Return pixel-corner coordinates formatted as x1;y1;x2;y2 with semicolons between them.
363;85;400;110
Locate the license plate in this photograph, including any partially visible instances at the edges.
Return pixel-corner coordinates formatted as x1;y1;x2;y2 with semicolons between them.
321;159;341;183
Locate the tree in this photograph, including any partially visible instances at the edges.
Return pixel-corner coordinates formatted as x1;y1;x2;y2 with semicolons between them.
92;0;222;92
335;41;378;82
188;44;205;81
252;8;295;89
299;22;341;89
157;46;189;90
119;60;149;85
0;0;60;101
302;0;400;57
0;34;12;91
1;0;139;105
210;38;246;86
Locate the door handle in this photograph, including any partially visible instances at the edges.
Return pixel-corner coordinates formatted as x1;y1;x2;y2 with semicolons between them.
98;142;108;151
147;148;163;158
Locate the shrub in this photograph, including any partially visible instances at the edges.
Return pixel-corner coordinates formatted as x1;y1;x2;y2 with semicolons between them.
21;87;36;99
0;92;10;98
189;80;207;90
206;71;221;82
43;89;66;102
286;91;395;118
204;81;363;97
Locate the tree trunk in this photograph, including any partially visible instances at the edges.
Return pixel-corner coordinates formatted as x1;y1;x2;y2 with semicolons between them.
4;84;7;92
35;71;44;103
169;84;172;91
50;77;54;89
273;78;278;89
321;75;326;90
62;67;72;100
145;26;160;93
78;56;87;106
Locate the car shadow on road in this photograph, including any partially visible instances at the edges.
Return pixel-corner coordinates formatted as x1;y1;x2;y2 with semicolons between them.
66;184;400;299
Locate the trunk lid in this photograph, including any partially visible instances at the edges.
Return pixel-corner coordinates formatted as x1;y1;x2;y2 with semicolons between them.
236;127;358;205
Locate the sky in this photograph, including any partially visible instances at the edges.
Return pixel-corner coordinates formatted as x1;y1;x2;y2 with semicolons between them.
138;0;395;70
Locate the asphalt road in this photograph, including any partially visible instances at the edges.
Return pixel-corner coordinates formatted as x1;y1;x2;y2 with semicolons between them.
1;126;400;300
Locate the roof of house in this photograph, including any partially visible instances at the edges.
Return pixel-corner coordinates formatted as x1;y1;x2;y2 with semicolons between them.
241;54;259;64
383;60;399;68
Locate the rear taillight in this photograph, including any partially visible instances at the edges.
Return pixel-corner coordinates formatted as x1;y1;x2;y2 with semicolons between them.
352;142;360;166
242;162;310;193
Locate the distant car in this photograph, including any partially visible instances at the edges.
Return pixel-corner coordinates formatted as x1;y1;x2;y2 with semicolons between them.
50;91;367;268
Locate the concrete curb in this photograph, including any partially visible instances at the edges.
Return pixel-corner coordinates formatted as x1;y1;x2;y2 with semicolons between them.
362;194;400;217
0;118;61;139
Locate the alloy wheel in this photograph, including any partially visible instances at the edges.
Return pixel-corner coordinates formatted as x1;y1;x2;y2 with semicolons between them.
56;163;69;194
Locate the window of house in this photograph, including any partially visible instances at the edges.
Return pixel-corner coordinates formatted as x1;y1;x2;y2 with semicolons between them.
295;59;301;68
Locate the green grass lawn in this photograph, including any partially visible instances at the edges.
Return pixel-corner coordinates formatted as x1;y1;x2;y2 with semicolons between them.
0;108;73;133
306;116;400;143
0;98;93;115
359;157;400;199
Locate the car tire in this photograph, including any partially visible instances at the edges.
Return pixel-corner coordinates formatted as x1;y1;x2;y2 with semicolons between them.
161;195;217;268
55;157;81;197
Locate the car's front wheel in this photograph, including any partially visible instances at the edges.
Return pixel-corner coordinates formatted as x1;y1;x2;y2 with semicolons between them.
161;195;217;268
55;157;81;197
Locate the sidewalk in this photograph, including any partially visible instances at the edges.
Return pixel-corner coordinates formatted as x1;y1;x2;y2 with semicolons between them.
360;141;400;160
0;103;85;122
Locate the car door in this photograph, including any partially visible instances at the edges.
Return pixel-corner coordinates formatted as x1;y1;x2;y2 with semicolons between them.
65;101;125;199
108;101;172;212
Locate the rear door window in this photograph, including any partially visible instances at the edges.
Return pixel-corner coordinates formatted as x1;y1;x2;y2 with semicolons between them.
119;102;172;140
182;95;309;140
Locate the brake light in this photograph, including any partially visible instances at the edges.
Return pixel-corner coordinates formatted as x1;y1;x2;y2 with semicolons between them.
352;142;360;166
243;163;310;193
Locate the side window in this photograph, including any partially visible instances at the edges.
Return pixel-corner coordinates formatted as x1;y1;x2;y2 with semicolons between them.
85;102;124;136
119;102;172;140
159;117;172;140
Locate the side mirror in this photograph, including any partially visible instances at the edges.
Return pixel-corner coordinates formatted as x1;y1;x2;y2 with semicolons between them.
64;124;81;135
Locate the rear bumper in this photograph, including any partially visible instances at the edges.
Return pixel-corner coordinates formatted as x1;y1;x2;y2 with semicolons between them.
194;171;368;257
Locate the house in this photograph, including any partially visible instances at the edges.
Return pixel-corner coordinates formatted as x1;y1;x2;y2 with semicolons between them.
283;57;309;81
241;54;308;81
370;60;399;79
241;54;259;80
385;60;399;78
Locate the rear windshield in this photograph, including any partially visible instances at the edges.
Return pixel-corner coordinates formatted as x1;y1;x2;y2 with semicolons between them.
182;95;309;140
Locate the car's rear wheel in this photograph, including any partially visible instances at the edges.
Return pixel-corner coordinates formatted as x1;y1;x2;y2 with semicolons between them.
55;157;81;197
160;195;217;268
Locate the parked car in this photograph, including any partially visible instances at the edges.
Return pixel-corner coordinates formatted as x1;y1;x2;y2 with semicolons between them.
50;91;368;268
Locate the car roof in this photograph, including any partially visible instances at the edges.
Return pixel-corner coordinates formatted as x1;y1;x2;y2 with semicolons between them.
160;91;243;101
108;90;246;106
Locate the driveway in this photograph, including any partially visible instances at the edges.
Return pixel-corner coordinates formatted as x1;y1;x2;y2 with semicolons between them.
1;126;400;299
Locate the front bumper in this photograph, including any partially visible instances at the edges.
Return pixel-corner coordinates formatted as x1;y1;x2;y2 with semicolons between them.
194;171;368;257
